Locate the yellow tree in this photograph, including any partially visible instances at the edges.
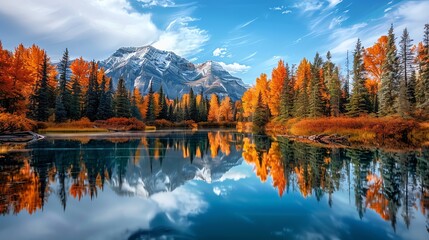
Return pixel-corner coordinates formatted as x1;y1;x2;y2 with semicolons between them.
269;60;287;117
241;88;257;119
364;36;388;111
70;57;90;92
219;96;232;121
208;94;219;122
255;73;269;105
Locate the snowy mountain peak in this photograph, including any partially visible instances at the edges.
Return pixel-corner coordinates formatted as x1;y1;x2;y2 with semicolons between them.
100;46;247;101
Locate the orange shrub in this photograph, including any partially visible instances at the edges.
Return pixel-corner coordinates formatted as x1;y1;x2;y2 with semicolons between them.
289;117;419;144
48;117;93;128
153;119;174;128
95;117;145;131
0;113;37;133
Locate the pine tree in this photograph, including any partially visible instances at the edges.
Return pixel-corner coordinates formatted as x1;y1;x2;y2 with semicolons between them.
130;89;142;120
29;54;50;121
146;82;156;122
84;61;100;121
188;87;198;121
69;77;82;120
115;78;131;118
97;75;114;120
294;59;310;117
329;67;341;117
158;85;168;120
347;39;370;117
280;64;294;119
407;70;416;107
309;53;324;117
253;92;269;134
379;25;399;116
340;50;351;114
416;24;429;110
55;94;67;122
398;28;413;116
57;48;72;118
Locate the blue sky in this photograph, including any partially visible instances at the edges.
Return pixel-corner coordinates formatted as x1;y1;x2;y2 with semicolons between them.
0;0;428;84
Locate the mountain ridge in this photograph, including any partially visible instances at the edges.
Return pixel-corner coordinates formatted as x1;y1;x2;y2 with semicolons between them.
99;45;248;101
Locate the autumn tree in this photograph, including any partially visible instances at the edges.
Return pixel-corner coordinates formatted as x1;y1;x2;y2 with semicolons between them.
294;58;311;117
208;94;219;122
269;60;286;117
219;96;232;121
280;63;294;119
364;36;388;113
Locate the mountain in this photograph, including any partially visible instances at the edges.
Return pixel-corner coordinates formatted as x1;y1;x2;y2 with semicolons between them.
100;46;248;101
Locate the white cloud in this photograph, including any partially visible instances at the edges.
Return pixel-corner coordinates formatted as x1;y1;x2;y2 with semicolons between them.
213;47;228;57
327;0;343;9
384;7;392;13
219;169;249;182
153;17;209;57
218;62;251;74
293;0;324;12
329;16;348;29
0;0;208;59
138;0;175;8
282;10;293;14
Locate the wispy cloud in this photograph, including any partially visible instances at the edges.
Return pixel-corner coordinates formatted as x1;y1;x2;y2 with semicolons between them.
326;0;343;9
218;62;251;74
241;51;257;62
236;18;258;30
270;5;293;14
138;0;175;8
293;0;324;12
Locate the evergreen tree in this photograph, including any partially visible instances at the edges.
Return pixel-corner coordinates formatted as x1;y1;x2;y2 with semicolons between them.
340;50;351;114
309;53;324;117
57;48;72;118
280;64;294;119
347;39;370;117
97;75;114;120
158;85;168;120
188;88;197;121
115;78;131;118
253;92;269;134
398;28;413;116
329;67;341;117
416;24;429;110
29;54;50;121
379;25;399;116
84;61;100;121
55;94;67;122
146;82;156;122
407;70;417;107
69;77;82;120
130;89;142;120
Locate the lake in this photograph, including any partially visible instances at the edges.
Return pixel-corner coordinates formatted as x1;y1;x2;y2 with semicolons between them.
0;130;428;240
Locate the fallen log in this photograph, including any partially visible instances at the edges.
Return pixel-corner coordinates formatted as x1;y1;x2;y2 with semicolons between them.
0;131;45;144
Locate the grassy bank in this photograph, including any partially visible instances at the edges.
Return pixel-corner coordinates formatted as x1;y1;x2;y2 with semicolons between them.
263;117;429;147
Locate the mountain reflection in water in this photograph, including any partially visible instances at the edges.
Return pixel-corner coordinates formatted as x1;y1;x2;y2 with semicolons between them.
0;130;428;239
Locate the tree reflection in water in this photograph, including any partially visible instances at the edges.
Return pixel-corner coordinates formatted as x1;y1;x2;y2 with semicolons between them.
0;131;428;233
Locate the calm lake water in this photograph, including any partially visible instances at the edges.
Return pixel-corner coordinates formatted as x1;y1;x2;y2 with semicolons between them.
0;130;428;240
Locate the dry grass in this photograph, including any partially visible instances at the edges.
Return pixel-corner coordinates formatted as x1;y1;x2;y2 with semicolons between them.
40;128;108;133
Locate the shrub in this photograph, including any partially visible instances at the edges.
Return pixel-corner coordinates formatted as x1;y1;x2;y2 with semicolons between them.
153;119;174;128
94;117;145;131
0;113;37;133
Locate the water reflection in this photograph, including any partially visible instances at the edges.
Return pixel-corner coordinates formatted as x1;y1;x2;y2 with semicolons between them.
241;136;429;233
0;131;428;238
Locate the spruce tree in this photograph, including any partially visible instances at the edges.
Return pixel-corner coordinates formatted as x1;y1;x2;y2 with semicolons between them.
347;39;370;117
252;92;269;134
340;50;351;114
115;78;131;118
130;90;142;120
379;25;399;116
309;53;324;117
188;88;197;121
158;85;168;120
55;95;67;122
29;54;50;121
97;75;113;120
84;61;100;121
329;67;341;117
57;48;72;118
146;82;156;122
69;77;82;120
280;64;294;119
398;28;413;116
416;24;429;110
407;70;417;107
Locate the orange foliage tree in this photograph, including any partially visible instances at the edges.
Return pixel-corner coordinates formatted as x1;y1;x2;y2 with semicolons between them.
269;60;287;117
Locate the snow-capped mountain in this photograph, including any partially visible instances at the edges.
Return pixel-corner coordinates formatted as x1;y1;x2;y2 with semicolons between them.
100;46;247;101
